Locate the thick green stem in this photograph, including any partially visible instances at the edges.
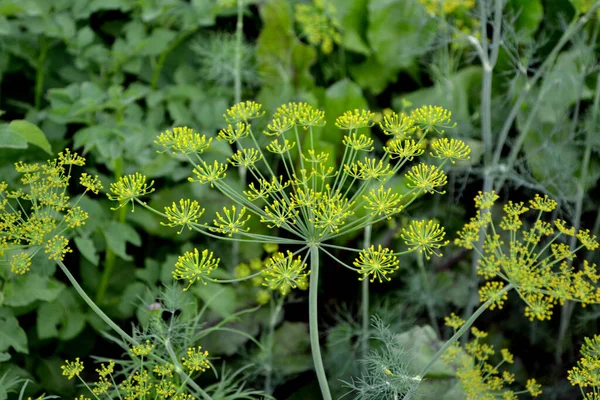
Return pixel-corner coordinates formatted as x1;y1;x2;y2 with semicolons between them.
309;245;332;400
361;224;372;359
96;157;127;304
56;259;134;343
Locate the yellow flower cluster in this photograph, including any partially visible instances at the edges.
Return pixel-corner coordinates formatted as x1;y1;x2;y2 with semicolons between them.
1;150;101;273
455;191;600;321
568;335;600;397
442;325;542;399
62;345;208;399
295;0;342;54
120;101;462;292
263;250;310;295
418;0;475;15
172;248;220;290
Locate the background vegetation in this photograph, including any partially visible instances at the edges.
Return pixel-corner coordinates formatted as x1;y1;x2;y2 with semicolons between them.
1;0;599;398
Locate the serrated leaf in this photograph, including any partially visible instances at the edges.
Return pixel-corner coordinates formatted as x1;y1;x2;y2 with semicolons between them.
8;120;52;154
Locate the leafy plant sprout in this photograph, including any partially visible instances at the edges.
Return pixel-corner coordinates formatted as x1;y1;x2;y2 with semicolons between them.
108;100;470;399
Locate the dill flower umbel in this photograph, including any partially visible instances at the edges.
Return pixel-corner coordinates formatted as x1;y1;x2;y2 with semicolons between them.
354;245;400;283
172;249;220;289
400;219;449;259
295;0;341;54
568;335;600;397
1;152;102;273
441;325;541;399
113;101;464;400
182;346;211;373
455;191;600;321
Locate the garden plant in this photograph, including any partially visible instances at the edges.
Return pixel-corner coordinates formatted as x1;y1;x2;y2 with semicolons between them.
1;0;600;399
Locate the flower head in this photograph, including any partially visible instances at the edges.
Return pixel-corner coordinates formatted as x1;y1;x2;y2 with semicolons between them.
173;249;219;290
335;109;375;130
405;163;447;194
410;105;456;134
156;127;212;154
182;346;210;373
430;138;471;163
400;219;449;259
223;101;264;123
108;172;155;210
263;250;310;295
189;161;228;187
354;245;400;283
163;199;205;233
61;358;84;379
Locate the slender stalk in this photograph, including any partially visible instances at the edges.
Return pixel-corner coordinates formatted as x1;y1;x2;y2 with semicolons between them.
404;283;514;400
151;29;197;90
308;245;332;400
265;295;285;394
56;259;134;343
234;0;244;104
231;0;246;268
417;253;440;337
361;224;372;359
96;157;127;304
35;38;49;111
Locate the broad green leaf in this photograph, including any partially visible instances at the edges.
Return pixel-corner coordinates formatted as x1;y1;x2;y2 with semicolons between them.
0;124;27;149
190;282;239;319
140;28;177;56
0;314;27;354
367;0;436;70
135;258;160;286
395;325;454;377
330;0;370;54
273;322;312;375
36;289;86;340
350;56;399;95
322;79;369;144
3;274;65;307
102;221;141;261
74;235;99;266
8;120;52;154
508;0;543;39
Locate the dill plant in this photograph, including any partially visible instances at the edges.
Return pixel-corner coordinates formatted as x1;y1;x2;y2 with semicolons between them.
417;0;600;354
397;191;600;399
108;100;471;398
0;152;265;399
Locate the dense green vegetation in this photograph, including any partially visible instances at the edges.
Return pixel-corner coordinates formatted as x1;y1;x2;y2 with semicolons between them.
1;0;600;399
